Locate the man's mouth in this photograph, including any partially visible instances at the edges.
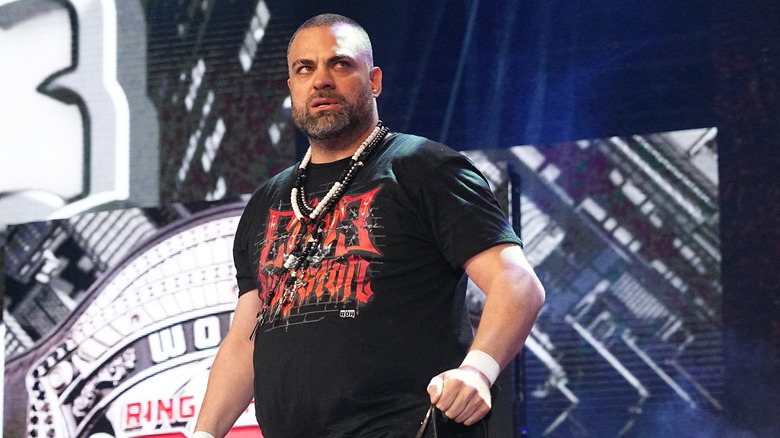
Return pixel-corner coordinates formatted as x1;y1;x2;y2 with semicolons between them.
310;98;339;109
309;93;345;110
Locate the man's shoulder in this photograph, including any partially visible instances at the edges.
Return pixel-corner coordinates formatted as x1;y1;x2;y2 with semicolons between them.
384;132;464;164
245;165;296;204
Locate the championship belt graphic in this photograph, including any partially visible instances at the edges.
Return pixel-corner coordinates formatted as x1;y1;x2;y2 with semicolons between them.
4;203;261;438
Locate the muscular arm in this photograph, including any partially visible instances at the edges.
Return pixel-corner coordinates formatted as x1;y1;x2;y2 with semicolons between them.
194;291;263;437
465;244;545;369
428;243;545;425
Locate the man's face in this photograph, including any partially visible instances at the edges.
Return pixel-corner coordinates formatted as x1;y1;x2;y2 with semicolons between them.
287;25;381;142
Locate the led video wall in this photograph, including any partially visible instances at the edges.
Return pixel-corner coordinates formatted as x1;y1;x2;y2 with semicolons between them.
4;127;721;437
465;130;722;436
2;0;721;437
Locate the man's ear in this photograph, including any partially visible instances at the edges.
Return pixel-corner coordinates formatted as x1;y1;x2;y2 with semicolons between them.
370;66;383;97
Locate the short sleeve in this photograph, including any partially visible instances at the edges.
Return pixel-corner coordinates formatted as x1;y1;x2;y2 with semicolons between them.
233;193;262;297
416;154;522;269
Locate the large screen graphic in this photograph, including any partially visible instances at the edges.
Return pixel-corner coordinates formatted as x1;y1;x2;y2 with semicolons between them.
465;128;721;436
4;202;261;437
0;0;294;228
4;127;721;437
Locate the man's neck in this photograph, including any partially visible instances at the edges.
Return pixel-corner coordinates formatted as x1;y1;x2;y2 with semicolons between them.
308;120;378;164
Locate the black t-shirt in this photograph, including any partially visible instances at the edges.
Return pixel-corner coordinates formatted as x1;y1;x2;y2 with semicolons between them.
233;133;522;437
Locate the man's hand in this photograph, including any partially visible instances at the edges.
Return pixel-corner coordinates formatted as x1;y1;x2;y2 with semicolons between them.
426;366;492;426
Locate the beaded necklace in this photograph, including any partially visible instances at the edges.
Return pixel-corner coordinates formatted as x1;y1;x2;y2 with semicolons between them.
291;121;389;224
250;121;390;338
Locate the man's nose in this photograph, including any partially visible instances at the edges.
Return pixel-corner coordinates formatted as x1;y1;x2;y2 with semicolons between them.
313;68;335;90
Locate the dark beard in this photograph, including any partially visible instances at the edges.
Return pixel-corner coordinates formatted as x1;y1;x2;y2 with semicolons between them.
292;86;374;143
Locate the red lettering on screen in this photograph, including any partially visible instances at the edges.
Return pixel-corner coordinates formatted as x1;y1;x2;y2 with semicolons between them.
123;396;198;430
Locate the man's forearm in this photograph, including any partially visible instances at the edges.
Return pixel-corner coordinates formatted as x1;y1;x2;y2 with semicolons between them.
428;244;544;425
465;244;545;371
468;268;544;370
194;333;255;437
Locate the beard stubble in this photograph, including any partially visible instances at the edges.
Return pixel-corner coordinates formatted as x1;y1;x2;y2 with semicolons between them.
292;85;375;148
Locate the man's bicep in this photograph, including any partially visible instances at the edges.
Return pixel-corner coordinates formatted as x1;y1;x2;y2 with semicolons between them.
463;244;529;296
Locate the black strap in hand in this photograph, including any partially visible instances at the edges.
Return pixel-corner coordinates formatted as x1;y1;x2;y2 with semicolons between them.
415;404;490;438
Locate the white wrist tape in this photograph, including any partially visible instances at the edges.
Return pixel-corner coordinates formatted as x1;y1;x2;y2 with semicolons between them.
193;432;216;438
460;350;500;386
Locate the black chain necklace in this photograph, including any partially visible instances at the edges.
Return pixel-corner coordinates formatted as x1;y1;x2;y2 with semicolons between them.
291;121;390;224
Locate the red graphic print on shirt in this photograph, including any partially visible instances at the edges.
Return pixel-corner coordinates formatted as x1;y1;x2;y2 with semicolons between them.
256;188;382;323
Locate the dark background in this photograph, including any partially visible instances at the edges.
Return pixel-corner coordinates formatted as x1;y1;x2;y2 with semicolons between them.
280;0;715;150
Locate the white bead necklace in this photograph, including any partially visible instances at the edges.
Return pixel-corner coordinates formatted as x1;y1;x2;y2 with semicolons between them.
248;121;391;336
290;121;389;223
